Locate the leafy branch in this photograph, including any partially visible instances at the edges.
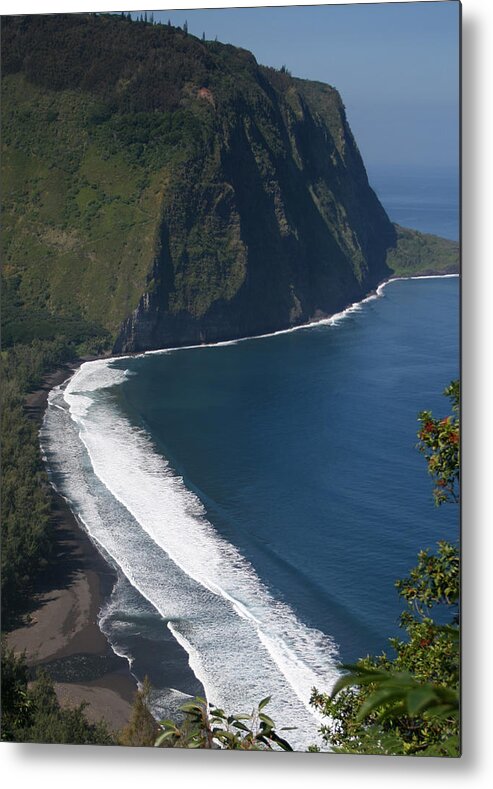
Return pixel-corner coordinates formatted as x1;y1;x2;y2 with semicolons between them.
417;380;460;505
155;696;294;750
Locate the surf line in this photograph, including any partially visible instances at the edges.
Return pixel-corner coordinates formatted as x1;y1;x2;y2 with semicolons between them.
42;271;457;734
101;273;460;364
58;367;340;724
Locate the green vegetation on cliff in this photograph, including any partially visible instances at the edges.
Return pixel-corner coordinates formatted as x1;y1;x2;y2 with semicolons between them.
1;13;458;354
1;339;75;623
1;67;169;346
0;13;401;354
386;226;459;278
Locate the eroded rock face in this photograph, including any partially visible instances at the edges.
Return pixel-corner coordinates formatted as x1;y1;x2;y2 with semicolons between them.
114;73;396;353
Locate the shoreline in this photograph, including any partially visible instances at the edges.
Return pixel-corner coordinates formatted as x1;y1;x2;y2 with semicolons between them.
6;271;458;734
7;359;138;735
61;272;459;689
100;271;460;364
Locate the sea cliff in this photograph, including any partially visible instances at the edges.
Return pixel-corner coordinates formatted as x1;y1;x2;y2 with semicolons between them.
1;13;457;356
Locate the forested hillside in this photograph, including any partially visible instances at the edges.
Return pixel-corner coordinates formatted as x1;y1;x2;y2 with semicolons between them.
2;13;457;353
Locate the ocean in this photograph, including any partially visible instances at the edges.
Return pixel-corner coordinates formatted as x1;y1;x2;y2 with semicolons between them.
369;164;459;242
41;166;459;751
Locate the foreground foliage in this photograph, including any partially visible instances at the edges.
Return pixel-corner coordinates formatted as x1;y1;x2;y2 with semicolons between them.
155;696;293;750
1;642;115;744
417;380;460;505
118;677;160;747
311;381;460;756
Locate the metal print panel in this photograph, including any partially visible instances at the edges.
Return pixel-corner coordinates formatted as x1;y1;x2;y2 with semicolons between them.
1;1;460;755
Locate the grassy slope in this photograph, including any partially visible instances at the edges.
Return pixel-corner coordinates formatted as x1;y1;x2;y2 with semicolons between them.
1;73;171;347
386;225;459;278
1;17;276;346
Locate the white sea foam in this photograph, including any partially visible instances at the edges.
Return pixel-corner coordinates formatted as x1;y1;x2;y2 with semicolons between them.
42;365;340;749
104;273;458;363
375;272;458;297
40;273;458;749
67;362;338;703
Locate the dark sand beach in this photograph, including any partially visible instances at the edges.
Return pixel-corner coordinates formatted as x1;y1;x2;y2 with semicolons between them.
7;361;137;734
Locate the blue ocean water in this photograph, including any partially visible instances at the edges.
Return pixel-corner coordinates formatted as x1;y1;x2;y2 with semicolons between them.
369;165;459;241
115;276;458;659
42;167;459;749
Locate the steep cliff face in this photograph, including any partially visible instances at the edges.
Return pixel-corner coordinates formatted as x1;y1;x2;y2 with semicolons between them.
2;14;401;352
115;76;396;351
111;68;397;351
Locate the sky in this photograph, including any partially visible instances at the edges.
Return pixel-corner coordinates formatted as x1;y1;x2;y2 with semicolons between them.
131;2;461;175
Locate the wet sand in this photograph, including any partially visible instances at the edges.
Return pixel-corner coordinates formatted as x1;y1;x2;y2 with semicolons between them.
7;360;137;735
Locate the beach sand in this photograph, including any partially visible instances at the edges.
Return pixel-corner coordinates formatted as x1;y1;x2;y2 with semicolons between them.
7;360;137;735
